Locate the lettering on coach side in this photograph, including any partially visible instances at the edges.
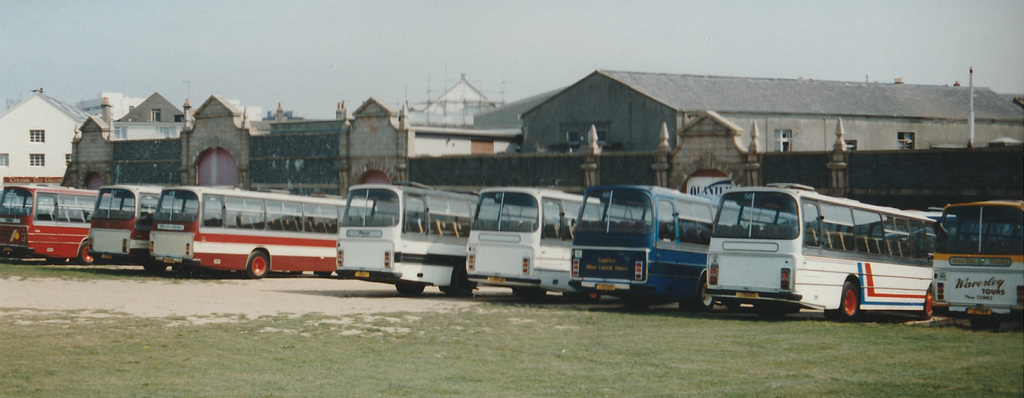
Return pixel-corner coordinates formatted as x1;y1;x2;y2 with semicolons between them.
955;277;1006;296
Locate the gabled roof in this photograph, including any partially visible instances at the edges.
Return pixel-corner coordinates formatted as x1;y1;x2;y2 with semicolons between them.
602;70;1023;120
354;97;398;117
194;95;242;118
527;70;1024;121
0;93;90;121
118;92;182;122
436;74;489;103
474;88;563;129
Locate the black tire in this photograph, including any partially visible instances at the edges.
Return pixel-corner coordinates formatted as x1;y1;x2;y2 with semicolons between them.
512;287;547;301
681;277;715;312
563;291;602;303
77;242;94;265
396;283;426;296
623;297;652;311
142;261;167;274
825;280;860;322
969;316;1001;331
244;251;270;279
755;303;790;319
444;267;476;297
314;271;334;278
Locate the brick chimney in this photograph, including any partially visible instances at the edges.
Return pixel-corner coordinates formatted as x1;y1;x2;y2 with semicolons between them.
183;98;192;129
276;102;284;122
101;97;111;123
336;101;346;121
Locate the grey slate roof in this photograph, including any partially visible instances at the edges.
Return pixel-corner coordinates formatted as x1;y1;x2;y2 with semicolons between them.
474;88;563;129
599;70;1024;121
38;93;90;121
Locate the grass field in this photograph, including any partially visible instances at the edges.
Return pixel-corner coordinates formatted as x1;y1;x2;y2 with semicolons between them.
1;262;1022;397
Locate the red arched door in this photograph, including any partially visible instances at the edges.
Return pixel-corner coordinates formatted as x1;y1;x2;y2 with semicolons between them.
196;148;238;187
360;170;391;184
85;172;104;190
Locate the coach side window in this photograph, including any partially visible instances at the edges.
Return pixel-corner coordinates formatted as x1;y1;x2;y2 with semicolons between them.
802;200;821;247
542;198;564;240
657;199;676;242
202;195;224;228
35;194;56;222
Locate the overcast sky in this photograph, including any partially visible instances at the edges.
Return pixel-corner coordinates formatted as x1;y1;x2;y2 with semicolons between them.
2;0;1022;119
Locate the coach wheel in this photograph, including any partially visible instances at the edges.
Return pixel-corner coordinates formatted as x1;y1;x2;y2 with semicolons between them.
683;277;715;312
443;267;476;297
142;261;167;274
969;316;1000;331
755;303;791;319
623;298;653;311
919;290;934;320
396;283;425;296
512;287;547;301
563;292;601;303
77;242;94;265
314;271;334;278
826;280;861;322
245;251;270;279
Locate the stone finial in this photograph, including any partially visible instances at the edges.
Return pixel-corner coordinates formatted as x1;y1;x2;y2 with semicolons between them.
833;118;848;152
586;125;601;155
400;102;409;130
748;121;761;153
657;123;671;154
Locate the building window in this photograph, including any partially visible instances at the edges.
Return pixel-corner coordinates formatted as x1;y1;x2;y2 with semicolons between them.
66;154;72;165
897;132;915;150
773;129;792;152
558;122;611;152
152;108;161;122
30;129;45;143
114;126;128;140
0;153;8;167
30;154;45;167
159;127;176;138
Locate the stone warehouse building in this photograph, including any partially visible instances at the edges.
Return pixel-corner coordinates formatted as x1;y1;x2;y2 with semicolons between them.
62;70;1023;209
522;70;1023;153
65;95;414;195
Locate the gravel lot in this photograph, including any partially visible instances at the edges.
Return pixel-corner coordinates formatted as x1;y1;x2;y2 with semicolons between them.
2;267;1019;331
0;271;515;324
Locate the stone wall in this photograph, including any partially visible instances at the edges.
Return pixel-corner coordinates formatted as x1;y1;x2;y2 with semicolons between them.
761;152;830;188
110;139;180;184
249;132;341;194
409;153;588;192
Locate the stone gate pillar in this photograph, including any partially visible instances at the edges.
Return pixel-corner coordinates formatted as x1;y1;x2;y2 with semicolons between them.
827;118;850;196
581;125;601;187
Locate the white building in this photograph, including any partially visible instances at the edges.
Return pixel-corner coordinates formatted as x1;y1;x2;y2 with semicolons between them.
0;93;90;186
76;92;144;120
407;74;503;128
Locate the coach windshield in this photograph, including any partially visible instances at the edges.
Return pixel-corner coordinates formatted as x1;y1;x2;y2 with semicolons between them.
713;191;799;240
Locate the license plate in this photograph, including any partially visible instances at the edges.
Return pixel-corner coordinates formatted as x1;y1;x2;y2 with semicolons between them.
354;271;370;278
596;283;616;291
736;291;759;299
162;258;176;263
488;276;506;283
967;308;992;315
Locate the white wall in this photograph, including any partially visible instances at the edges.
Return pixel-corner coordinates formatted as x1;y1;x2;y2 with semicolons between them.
0;95;84;182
